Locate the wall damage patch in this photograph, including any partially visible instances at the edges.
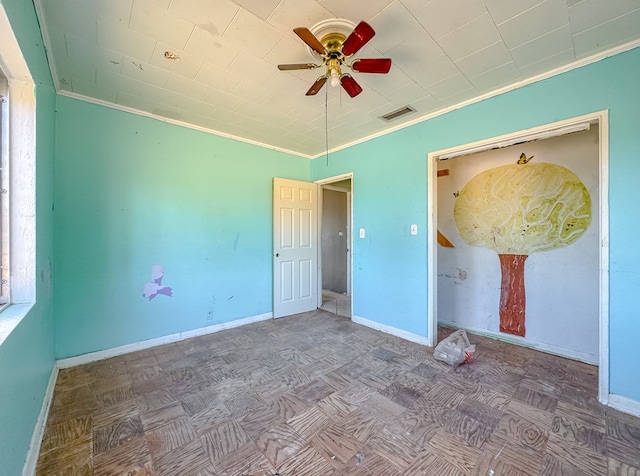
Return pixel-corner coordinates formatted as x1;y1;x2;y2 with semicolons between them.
143;265;173;301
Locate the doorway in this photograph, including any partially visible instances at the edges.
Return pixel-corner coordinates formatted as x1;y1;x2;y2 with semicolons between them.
427;112;609;403
316;174;352;318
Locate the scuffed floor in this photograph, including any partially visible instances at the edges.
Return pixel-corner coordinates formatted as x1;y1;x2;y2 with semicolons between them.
37;310;639;475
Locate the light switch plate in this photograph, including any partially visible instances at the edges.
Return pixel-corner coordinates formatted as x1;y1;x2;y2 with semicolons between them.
410;224;418;235
359;228;365;238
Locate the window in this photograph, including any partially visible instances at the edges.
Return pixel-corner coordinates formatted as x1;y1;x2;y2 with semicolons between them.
0;2;37;343
0;68;8;306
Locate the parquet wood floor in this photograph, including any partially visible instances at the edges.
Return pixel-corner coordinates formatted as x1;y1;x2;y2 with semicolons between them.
36;310;640;475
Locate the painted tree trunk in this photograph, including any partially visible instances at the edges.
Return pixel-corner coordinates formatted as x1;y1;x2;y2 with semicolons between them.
498;254;528;337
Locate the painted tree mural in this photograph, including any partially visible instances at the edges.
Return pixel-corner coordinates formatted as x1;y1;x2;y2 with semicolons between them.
453;157;592;336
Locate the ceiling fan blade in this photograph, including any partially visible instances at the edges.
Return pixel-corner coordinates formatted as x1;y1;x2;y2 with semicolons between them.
293;27;326;55
340;74;363;98
351;58;392;74
341;21;376;56
306;76;328;96
277;63;320;71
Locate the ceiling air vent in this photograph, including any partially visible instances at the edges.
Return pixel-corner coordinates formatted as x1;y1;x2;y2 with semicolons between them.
380;105;415;122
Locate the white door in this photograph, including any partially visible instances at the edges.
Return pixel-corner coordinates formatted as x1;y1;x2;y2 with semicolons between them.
273;178;318;318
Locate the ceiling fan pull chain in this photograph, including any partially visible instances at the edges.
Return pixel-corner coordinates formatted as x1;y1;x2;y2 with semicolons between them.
325;82;329;166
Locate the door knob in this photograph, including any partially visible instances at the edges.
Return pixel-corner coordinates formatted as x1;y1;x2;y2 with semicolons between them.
275;253;279;257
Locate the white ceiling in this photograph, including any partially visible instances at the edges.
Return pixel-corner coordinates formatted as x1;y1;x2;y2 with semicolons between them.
35;0;640;158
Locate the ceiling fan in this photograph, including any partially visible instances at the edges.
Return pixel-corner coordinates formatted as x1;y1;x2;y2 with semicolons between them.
278;20;392;98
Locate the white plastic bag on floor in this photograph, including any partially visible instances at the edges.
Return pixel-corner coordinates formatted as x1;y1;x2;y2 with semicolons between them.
433;329;476;367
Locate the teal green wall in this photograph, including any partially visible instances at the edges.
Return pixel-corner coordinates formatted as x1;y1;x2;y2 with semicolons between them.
0;0;57;474
312;47;640;403
3;1;640;471
54;97;309;358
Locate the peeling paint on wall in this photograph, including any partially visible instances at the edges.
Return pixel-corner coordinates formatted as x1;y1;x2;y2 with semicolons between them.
142;265;173;301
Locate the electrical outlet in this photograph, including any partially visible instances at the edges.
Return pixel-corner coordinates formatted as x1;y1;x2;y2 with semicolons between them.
206;310;213;321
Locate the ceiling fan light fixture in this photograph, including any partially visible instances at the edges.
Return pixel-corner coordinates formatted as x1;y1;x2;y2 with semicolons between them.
330;69;340;87
327;57;342;88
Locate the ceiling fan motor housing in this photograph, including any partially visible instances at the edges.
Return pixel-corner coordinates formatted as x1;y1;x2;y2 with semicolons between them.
320;32;347;54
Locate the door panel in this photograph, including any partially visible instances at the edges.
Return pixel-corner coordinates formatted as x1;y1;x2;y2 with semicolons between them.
280;208;294;249
279;261;294;303
273;178;318;318
300;259;312;298
300;209;312;247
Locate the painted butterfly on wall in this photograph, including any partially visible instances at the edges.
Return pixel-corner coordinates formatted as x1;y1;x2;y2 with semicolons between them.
517;153;533;164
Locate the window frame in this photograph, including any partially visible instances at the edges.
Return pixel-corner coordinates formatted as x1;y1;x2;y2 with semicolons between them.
0;3;37;343
0;71;9;307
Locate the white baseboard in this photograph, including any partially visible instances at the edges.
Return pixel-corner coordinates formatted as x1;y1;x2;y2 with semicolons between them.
439;321;598;365
608;394;640;417
352;315;430;346
57;313;273;369
22;364;58;476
